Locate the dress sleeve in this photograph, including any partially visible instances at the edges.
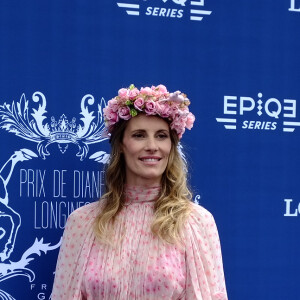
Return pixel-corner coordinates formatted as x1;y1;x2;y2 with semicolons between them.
184;204;228;300
51;202;99;300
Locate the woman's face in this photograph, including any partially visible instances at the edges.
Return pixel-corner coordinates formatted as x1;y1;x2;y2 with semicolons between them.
121;114;172;186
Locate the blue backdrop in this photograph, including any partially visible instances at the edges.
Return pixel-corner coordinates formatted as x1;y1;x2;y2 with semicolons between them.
0;1;300;299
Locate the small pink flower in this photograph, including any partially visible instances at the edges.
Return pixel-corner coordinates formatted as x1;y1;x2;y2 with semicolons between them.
171;115;186;135
118;88;128;99
103;107;119;125
118;106;131;120
178;115;187;127
129;88;139;100
156;102;171;118
152;91;162;99
140;87;153;96
134;97;145;111
150;85;165;99
177;128;185;139
176;107;189;119
144;100;156;115
108;98;119;112
170;103;180;118
170;121;185;138
186;113;195;130
156;84;168;94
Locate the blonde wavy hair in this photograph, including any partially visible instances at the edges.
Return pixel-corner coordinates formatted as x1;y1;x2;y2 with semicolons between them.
94;118;193;244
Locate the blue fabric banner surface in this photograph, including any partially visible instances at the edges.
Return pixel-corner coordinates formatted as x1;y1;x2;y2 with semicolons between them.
0;1;300;299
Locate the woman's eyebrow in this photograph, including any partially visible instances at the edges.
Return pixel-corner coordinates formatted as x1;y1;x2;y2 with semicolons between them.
131;129;146;133
130;129;169;133
156;129;169;133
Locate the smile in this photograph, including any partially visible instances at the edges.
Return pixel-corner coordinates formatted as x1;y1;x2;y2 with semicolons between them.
139;157;161;162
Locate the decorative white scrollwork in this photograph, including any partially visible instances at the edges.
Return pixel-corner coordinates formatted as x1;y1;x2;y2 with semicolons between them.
0;149;61;299
0;92;109;161
194;194;201;205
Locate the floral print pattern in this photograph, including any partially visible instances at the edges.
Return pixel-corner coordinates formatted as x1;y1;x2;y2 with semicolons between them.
52;186;227;299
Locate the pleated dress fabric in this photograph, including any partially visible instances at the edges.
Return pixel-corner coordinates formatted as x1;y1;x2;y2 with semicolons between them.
51;186;227;300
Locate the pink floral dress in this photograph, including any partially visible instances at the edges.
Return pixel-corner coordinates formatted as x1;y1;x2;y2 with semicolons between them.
52;186;227;300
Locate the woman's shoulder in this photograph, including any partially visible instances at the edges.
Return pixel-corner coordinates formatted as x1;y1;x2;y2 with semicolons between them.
189;202;214;219
184;202;222;251
62;201;105;240
66;200;103;224
185;202;217;229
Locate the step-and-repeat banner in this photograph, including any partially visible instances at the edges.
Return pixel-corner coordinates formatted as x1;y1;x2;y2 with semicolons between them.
0;1;299;299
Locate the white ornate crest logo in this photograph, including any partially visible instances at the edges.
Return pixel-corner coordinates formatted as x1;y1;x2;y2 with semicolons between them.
0;92;109;161
0;92;109;299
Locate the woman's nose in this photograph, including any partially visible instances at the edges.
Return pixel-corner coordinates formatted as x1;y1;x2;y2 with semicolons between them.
144;137;158;151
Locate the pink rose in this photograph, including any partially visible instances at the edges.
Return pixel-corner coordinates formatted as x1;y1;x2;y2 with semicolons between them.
176;107;189;118
186;113;195;130
156;84;168;94
175;115;187;127
150;85;166;99
170;103;180;118
134;97;145;111
103;107;119;125
129;88;139;100
170;121;185;138
170;122;184;138
108;98;119;112
170;115;186;135
140;87;153;96
177;128;185;139
156;102;171;118
118;88;128;99
152;90;162;99
118;106;131;120
144;100;156;115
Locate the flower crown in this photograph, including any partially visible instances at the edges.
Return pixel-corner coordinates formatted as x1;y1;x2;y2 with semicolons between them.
103;84;195;139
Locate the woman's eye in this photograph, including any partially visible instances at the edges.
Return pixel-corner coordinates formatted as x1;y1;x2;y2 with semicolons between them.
157;134;168;139
132;133;144;138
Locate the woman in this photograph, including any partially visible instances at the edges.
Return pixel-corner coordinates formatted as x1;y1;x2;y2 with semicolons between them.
51;84;227;299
